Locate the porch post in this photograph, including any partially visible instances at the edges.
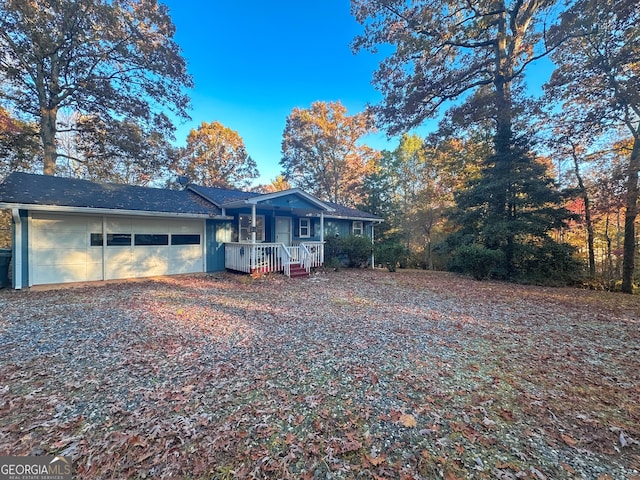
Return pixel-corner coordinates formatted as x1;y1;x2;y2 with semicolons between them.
251;204;257;244
320;212;325;264
251;203;257;272
370;222;375;269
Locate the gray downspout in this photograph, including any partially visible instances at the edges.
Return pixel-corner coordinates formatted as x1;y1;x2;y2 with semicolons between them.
11;208;22;289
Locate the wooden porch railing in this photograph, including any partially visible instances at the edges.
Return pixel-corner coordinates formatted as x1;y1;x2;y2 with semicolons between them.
225;241;324;277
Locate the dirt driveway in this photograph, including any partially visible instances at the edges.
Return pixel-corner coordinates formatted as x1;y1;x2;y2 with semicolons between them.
1;269;639;479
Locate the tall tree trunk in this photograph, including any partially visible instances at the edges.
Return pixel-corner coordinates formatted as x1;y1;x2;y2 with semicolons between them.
40;106;58;175
571;151;596;276
621;137;640;293
491;2;516;273
604;215;613;286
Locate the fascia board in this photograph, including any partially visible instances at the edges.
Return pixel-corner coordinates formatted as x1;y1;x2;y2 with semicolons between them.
0;202;233;220
324;214;384;222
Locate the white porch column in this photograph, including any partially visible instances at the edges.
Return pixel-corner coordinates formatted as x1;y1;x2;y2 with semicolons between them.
251;204;256;271
370;222;375;269
251;204;257;244
320;212;325;264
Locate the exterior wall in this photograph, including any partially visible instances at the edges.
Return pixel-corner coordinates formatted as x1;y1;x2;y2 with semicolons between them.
324;219;370;239
226;210;376;244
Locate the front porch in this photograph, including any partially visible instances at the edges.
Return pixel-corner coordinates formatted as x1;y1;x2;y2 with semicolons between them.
225;241;324;277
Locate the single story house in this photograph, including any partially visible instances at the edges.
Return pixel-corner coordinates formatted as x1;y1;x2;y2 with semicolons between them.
0;172;381;289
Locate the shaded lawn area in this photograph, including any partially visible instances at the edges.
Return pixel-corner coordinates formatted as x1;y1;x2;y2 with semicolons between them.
0;269;639;479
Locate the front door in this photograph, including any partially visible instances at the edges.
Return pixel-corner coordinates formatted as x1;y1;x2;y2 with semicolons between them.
275;217;291;245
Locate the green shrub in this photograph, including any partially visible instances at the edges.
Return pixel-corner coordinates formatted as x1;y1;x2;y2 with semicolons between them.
341;235;373;268
515;241;584;286
324;235;372;269
449;244;506;280
375;242;409;272
324;237;342;266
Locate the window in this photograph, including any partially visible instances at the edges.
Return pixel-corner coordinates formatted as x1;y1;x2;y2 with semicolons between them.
352;221;364;236
135;234;168;246
90;233;103;246
299;218;311;238
107;233;132;246
239;215;265;242
172;234;201;245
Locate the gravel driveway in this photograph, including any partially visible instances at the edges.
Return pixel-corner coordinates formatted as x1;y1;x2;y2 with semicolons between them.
1;269;639;479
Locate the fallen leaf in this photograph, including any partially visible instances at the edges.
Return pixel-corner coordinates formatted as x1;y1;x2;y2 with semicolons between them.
364;453;386;466
561;433;578;446
400;413;417;428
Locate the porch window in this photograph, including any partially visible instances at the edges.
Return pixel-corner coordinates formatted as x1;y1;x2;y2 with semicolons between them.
239;214;265;242
299;218;311;238
352;221;364;236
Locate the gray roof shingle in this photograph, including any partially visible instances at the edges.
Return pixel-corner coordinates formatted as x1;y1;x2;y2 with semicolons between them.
0;172;220;216
323;200;381;220
187;184;257;206
0;172;381;221
188;184;380;220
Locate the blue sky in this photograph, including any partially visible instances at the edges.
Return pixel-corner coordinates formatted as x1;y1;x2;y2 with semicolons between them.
163;0;397;186
163;1;555;187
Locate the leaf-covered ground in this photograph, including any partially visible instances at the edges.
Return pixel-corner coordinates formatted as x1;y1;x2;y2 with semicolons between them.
0;269;639;479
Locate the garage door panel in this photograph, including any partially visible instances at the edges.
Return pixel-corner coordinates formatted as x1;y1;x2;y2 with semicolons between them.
33;214;90;229
134;247;170;276
33;230;89;249
105;247;135;280
134;222;172;234
35;248;88;266
106;219;132;232
34;264;87;285
86;262;103;282
169;245;202;273
171;222;202;234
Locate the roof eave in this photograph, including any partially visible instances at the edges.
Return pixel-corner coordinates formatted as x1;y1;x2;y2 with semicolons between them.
0;203;232;220
324;214;384;222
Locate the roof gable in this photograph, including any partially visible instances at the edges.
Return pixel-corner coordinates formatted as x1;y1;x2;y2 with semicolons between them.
188;185;334;211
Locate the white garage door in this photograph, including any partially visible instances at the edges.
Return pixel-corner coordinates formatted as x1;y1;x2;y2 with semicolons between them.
31;214;205;285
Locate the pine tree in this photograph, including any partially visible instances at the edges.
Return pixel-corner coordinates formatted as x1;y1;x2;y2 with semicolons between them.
448;130;582;283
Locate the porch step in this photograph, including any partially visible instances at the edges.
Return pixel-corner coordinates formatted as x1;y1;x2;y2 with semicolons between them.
289;263;309;278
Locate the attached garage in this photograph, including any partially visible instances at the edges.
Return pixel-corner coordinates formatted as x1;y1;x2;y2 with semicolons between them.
0;173;230;289
30;213;206;285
